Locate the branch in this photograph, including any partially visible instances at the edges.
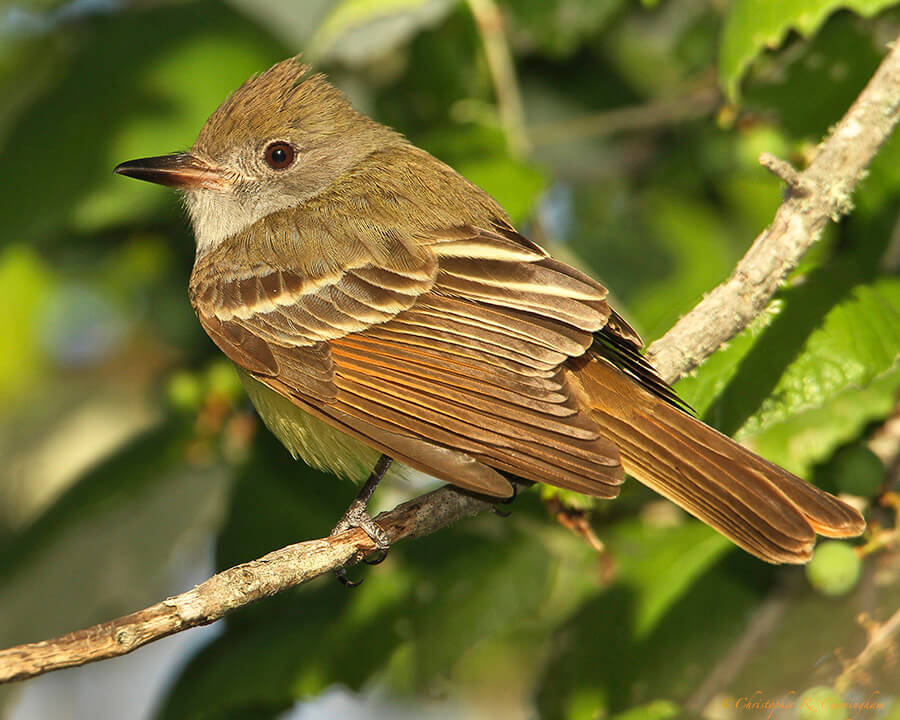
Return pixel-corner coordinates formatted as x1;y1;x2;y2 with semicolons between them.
646;37;900;384
2;37;900;686
835;606;900;693
0;485;494;683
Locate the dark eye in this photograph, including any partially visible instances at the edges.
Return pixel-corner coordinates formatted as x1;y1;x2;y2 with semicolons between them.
264;142;295;170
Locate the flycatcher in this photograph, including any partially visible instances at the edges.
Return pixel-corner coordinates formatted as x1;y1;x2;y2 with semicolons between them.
115;58;865;565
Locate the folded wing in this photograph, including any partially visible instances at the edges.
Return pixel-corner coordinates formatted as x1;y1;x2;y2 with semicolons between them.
190;219;625;497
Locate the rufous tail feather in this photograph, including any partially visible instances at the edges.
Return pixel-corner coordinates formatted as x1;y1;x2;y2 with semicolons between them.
580;357;866;563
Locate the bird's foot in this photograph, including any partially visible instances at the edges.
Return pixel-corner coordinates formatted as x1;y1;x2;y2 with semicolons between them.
330;501;391;549
332;455;392;587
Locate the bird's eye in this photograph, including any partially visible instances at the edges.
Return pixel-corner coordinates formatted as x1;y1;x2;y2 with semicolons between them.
264;142;295;170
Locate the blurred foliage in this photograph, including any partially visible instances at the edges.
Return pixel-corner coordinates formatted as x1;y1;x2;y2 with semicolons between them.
720;0;900;101
1;0;899;719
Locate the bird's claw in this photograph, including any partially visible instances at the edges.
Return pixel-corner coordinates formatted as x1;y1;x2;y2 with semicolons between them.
491;482;520;517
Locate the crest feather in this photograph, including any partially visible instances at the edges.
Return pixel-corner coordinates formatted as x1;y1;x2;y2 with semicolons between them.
194;57;368;154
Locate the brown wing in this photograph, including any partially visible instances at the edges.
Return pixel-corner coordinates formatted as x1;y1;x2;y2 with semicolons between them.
191;220;624;497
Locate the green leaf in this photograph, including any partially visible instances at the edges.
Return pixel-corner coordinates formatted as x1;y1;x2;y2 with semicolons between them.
308;0;456;65
719;0;898;102
611;699;682;720
401;519;555;684
742;277;900;436
159;432;399;719
161;431;561;717
535;541;768;719
675;304;782;420
625;190;742;339
0;1;286;249
740;15;882;139
857;120;900;216
608;520;732;638
814;440;885;498
747;366;900;476
605;0;717;98
371;7;486;135
224;0;334;50
678;258;900;476
735;275;900;474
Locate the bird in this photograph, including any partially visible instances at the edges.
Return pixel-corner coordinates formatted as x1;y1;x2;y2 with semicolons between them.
115;57;865;567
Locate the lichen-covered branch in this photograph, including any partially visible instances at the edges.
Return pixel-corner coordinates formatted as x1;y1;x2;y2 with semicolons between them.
646;36;900;385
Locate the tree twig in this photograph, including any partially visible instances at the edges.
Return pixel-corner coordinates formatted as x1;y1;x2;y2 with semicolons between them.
466;0;531;155
528;84;721;148
758;152;813;197
835;606;900;693
646;36;900;385
2;36;899;687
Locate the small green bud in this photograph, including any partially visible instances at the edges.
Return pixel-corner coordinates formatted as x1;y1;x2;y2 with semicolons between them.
806;541;861;597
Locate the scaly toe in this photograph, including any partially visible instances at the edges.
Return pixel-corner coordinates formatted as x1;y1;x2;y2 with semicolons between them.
364;547;389;566
332;504;391;550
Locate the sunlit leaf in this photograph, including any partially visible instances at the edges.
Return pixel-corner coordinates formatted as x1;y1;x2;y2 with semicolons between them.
742;277;900;435
719;0;897;102
747;366;900;475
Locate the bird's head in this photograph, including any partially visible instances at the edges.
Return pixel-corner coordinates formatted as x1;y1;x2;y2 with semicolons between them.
115;57;399;254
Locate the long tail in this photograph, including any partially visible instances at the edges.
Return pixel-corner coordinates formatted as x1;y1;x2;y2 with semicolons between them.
580;357;866;563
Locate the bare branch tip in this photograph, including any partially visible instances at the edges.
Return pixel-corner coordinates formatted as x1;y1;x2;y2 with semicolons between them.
759;152;813;196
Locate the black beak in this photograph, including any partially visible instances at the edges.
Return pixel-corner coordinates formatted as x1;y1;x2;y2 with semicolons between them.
114;153;227;190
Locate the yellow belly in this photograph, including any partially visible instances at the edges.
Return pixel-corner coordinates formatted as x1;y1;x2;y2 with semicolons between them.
239;370;381;484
